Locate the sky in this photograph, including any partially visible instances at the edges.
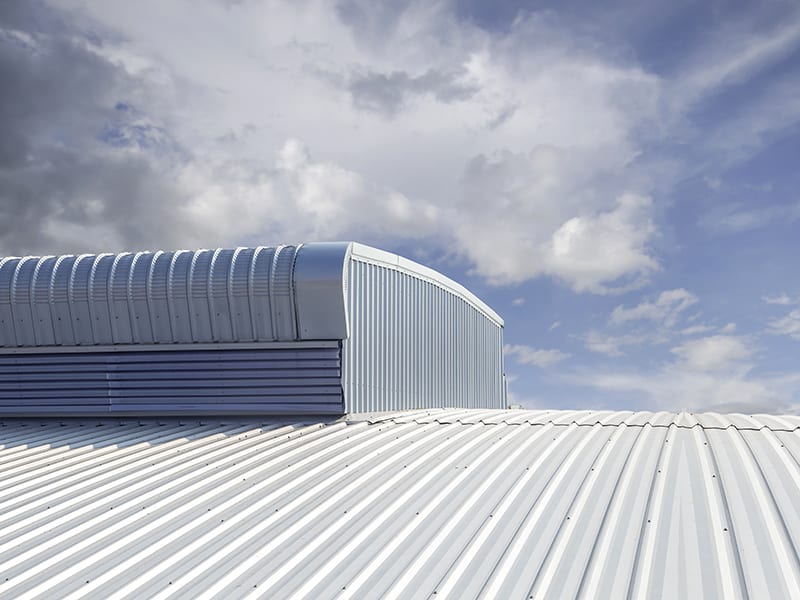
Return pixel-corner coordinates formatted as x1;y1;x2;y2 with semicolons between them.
1;0;800;414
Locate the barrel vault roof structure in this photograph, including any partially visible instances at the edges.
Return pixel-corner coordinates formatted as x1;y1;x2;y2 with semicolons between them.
1;409;800;599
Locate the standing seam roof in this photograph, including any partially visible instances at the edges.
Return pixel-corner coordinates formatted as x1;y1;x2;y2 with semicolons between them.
0;408;799;599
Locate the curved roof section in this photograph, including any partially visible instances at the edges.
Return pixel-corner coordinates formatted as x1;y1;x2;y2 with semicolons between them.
0;243;501;350
1;407;799;598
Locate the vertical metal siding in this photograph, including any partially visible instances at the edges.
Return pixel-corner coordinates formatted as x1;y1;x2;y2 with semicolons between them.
343;257;505;412
0;344;343;415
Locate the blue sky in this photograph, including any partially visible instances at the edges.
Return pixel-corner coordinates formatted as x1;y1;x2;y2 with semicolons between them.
1;0;800;413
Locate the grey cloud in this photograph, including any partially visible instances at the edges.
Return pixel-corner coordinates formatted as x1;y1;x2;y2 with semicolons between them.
0;1;188;256
0;147;183;254
348;68;478;116
486;104;518;129
334;0;415;46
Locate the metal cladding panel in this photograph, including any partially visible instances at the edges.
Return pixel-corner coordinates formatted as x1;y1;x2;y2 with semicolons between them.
0;344;343;415
0;244;351;348
292;243;350;340
9;257;37;347
1;408;799;599
31;256;57;346
343;255;505;412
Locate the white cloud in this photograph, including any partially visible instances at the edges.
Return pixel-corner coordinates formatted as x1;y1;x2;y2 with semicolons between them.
511;297;525;306
5;0;798;305
26;137;440;255
584;288;698;357
670;335;753;372
763;293;793;305
680;324;715;335
582;330;666;357
504;344;571;368
610;288;697;327
677;18;800;103
456;184;659;292
700;202;800;235
546;194;658;293
579;367;779;414
35;0;664;293
768;309;800;341
548;321;561;331
570;335;794;413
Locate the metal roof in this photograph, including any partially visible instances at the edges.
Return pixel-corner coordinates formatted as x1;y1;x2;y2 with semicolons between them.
1;408;799;598
0;244;349;348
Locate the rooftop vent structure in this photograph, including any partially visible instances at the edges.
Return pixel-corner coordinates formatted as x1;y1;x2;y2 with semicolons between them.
0;243;505;415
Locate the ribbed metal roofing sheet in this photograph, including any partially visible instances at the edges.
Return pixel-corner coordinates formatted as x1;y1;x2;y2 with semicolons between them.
2;408;799;599
0;244;351;348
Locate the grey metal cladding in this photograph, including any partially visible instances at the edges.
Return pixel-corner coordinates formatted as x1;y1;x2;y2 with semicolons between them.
0;242;506;414
0;244;353;348
342;247;506;412
292;242;350;340
0;344;343;415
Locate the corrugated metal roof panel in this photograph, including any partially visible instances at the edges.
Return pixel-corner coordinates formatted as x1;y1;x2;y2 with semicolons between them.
1;408;799;598
0;244;352;348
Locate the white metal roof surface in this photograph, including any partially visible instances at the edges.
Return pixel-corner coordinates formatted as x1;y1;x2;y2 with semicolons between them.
1;408;800;599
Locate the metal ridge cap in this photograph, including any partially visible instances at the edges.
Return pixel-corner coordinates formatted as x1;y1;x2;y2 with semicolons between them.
342;407;800;431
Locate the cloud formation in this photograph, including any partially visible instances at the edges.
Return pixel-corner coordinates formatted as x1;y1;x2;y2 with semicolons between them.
504;344;571;368
347;68;477;116
670;335;753;372
768;309;800;341
1;0;666;295
610;288;698;327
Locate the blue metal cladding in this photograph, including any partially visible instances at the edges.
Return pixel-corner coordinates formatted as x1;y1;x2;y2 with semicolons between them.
342;251;506;412
0;242;505;415
0;245;352;348
0;344;343;415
